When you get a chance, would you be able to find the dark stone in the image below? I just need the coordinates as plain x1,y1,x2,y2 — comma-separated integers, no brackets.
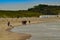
22,21,27,25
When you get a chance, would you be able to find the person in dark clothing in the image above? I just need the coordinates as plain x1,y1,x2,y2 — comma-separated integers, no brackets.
29,20,30,23
8,21,10,26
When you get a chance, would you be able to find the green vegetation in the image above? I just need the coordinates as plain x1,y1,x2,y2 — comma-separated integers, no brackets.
0,4,60,18
28,4,60,15
0,10,40,18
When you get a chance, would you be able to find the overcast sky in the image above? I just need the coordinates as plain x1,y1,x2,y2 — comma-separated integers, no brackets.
0,0,60,10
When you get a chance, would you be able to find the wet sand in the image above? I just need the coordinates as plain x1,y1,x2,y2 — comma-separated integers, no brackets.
11,22,60,40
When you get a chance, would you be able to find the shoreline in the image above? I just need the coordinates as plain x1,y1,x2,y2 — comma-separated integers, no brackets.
0,17,60,30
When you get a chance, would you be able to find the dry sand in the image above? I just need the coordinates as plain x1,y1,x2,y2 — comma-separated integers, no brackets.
0,30,31,40
0,17,60,40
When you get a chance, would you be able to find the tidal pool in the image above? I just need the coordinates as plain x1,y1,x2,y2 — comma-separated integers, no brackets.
11,22,60,40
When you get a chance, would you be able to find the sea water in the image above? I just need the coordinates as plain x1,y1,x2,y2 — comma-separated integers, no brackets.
11,22,60,40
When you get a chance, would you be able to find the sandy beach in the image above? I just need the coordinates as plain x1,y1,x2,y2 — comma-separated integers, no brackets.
0,17,60,40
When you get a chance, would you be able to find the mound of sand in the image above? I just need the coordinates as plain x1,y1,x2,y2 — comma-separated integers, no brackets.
0,30,31,40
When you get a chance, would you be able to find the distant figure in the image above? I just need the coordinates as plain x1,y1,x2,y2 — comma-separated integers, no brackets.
7,21,10,26
22,20,27,25
29,21,30,23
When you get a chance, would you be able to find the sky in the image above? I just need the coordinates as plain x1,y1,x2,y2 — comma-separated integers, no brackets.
0,0,60,10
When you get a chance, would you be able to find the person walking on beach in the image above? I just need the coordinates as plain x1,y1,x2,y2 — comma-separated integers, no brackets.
8,21,10,26
29,20,30,23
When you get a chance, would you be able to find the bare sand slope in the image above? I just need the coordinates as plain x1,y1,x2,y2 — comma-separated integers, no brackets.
0,18,32,40
0,24,31,40
0,30,31,40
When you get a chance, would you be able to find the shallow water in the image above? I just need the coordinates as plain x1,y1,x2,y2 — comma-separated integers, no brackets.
11,22,60,40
